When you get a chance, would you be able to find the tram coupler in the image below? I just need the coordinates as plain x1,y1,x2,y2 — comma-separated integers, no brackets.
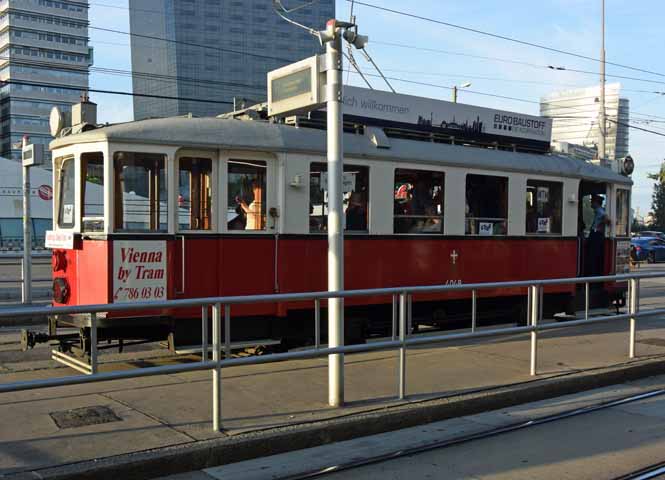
20,329,78,351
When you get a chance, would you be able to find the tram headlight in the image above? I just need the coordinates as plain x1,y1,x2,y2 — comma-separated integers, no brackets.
53,277,70,304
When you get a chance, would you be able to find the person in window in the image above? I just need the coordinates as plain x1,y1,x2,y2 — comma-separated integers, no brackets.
410,179,431,215
345,192,367,231
418,206,442,233
586,194,610,276
236,180,263,230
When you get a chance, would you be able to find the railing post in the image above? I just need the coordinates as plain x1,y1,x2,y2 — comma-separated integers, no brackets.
212,302,222,432
89,312,97,375
471,289,477,333
398,291,407,400
391,294,397,341
629,278,639,359
314,299,321,349
224,304,231,359
407,294,413,336
585,282,590,320
201,305,208,361
530,285,539,376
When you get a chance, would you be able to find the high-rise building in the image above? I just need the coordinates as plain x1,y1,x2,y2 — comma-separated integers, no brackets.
0,0,92,162
540,83,630,170
128,0,334,120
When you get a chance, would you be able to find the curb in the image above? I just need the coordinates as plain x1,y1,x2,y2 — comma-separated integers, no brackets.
7,356,665,480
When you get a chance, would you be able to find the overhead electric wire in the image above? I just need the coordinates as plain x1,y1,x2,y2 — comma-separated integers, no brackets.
348,1,665,79
1,79,236,106
89,26,298,65
370,40,665,89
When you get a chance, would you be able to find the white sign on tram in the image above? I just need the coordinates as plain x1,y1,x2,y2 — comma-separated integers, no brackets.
113,240,167,303
45,230,74,250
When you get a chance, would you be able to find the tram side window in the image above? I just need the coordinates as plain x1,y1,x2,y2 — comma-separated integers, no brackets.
465,174,508,235
227,160,266,231
57,156,75,228
394,169,444,234
616,189,630,237
179,158,212,230
526,180,562,235
113,152,168,232
309,163,369,233
81,152,104,232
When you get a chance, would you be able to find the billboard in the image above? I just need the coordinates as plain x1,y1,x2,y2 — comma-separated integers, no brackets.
341,86,552,143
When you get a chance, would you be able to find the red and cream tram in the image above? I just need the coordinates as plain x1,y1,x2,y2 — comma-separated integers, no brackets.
27,96,632,356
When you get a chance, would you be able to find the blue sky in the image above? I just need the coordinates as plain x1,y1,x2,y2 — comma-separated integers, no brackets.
88,0,665,215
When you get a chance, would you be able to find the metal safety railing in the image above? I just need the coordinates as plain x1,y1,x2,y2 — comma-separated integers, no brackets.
0,271,664,433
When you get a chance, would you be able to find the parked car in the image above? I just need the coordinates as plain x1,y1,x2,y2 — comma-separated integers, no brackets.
631,237,665,263
634,230,665,240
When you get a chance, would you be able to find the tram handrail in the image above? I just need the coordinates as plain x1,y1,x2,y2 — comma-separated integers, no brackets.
0,271,661,433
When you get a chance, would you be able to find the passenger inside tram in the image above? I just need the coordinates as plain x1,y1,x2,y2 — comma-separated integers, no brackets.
586,194,610,276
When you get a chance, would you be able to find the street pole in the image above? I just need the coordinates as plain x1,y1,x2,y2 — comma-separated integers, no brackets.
598,0,607,165
21,135,32,304
452,85,457,103
325,23,344,407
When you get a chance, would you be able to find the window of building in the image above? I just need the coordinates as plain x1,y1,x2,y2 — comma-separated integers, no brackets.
309,163,369,233
227,160,266,231
394,168,444,234
57,156,76,228
465,174,508,235
81,152,104,232
526,180,563,235
178,157,212,230
113,152,168,232
616,189,630,237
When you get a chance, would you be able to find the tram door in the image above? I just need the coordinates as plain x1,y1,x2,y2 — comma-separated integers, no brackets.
577,181,608,277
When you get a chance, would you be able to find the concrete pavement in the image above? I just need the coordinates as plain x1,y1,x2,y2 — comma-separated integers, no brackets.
2,314,665,479
186,374,665,480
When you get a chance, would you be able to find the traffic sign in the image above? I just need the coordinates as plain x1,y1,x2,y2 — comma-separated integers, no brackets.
38,184,53,201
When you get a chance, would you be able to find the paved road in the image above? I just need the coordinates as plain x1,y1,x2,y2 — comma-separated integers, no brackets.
165,375,665,480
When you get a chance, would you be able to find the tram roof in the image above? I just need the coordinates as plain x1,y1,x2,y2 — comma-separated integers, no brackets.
51,116,631,185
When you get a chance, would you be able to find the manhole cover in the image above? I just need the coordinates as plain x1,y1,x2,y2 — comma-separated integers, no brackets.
637,338,665,347
50,405,122,429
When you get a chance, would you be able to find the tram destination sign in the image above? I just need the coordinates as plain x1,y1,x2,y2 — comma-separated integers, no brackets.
341,86,553,143
268,55,325,117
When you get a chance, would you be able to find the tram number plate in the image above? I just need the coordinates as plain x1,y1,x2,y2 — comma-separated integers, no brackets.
113,240,167,303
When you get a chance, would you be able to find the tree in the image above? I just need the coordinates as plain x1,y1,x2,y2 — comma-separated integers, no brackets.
648,162,665,231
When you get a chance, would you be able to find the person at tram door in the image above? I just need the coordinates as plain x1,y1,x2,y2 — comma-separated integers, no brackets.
586,194,610,277
236,180,264,230
345,192,367,231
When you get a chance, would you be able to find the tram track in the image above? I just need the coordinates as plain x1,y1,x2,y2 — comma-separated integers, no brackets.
614,461,665,480
268,388,665,480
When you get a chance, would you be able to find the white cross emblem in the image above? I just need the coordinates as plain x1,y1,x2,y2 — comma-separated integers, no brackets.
450,250,459,265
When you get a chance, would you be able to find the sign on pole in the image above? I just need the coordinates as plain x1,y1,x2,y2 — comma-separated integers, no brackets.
268,55,326,117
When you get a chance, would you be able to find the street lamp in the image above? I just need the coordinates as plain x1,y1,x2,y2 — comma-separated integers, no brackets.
452,82,472,103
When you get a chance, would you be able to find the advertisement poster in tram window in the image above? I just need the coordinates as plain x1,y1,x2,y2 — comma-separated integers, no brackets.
113,240,167,303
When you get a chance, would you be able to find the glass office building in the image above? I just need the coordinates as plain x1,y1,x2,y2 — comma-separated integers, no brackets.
540,83,630,170
0,0,92,162
128,0,334,120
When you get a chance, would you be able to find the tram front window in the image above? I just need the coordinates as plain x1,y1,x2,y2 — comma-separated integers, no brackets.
179,157,212,230
465,174,508,235
56,156,76,229
113,152,168,232
81,152,104,232
616,189,630,237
